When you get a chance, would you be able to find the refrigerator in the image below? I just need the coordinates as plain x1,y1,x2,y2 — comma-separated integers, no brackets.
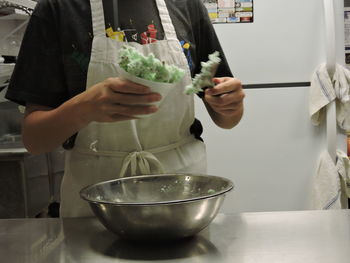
196,0,347,212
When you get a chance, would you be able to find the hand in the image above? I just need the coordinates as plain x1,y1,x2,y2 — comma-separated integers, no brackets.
204,77,245,117
75,77,161,123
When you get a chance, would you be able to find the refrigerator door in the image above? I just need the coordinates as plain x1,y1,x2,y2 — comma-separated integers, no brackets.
196,87,331,212
213,0,345,85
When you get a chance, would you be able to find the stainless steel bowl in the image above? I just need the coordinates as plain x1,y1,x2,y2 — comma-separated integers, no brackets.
80,174,234,241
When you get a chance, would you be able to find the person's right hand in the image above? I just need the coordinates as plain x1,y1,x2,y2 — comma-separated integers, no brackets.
75,77,162,123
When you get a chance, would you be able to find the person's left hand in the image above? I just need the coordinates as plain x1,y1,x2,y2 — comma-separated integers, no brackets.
204,77,245,117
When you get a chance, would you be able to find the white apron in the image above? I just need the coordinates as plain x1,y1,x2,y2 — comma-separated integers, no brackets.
60,0,207,217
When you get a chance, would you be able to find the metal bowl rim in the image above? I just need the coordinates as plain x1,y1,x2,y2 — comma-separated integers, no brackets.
79,173,234,206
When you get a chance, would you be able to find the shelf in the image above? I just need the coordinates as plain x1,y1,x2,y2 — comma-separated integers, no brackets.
0,41,21,56
0,13,29,20
0,63,15,86
5,0,36,10
0,83,8,92
0,77,10,86
0,49,19,56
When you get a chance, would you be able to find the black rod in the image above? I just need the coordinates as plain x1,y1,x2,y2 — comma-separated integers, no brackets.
242,82,311,89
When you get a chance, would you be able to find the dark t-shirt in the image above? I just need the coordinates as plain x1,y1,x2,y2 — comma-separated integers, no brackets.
5,0,233,107
102,0,166,43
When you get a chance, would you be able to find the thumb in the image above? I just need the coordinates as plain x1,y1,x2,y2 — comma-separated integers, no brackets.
213,78,223,85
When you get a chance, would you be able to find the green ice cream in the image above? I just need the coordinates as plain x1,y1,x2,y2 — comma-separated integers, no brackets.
185,51,221,95
118,45,185,84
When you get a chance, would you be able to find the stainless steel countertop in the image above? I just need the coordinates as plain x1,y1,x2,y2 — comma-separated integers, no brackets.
1,210,350,263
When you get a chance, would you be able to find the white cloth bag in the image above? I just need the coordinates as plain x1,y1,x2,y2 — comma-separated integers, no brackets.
117,66,180,118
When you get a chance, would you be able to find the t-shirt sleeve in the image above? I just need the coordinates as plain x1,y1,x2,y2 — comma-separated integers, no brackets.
193,0,233,78
5,1,68,108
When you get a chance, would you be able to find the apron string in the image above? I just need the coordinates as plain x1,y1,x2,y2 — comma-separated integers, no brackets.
74,135,195,157
118,151,164,177
74,135,195,176
155,0,178,41
90,0,107,37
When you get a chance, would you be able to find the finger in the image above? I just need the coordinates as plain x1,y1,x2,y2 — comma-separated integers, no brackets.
106,91,162,105
213,102,243,112
213,77,232,84
104,115,136,122
214,108,241,116
204,91,244,107
206,78,242,96
207,80,241,96
106,103,158,117
105,77,151,94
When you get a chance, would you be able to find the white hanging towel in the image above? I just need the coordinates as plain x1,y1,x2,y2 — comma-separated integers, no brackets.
336,150,350,203
309,150,350,210
310,63,350,130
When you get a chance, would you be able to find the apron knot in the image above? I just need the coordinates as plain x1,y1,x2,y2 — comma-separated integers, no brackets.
119,151,164,178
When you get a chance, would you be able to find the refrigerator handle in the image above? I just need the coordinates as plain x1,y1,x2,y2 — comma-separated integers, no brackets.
323,0,337,163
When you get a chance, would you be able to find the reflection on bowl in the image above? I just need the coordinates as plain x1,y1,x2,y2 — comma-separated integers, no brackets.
80,174,234,241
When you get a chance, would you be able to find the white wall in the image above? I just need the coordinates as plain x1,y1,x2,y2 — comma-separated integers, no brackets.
196,0,347,213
